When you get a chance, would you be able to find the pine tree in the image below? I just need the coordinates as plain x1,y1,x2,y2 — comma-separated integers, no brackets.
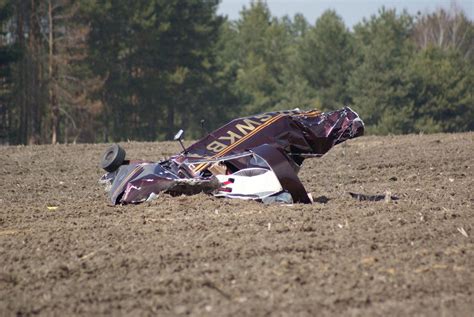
88,0,223,141
0,0,17,143
297,10,354,110
410,47,474,132
233,1,295,114
349,8,416,134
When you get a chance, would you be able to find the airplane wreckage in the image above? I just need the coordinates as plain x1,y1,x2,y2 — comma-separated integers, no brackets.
99,107,364,205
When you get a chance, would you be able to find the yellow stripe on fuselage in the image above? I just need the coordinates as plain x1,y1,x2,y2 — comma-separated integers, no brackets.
192,110,322,173
193,114,285,173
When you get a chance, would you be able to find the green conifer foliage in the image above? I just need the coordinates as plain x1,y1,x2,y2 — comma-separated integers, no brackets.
298,10,354,110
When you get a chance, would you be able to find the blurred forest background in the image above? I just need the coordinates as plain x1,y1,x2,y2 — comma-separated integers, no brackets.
0,0,472,144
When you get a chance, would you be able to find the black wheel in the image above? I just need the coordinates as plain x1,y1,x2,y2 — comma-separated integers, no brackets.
100,143,126,172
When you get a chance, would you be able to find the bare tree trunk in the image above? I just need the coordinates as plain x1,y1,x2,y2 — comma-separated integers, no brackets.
28,0,42,145
166,104,174,140
48,0,59,144
16,3,28,144
413,7,473,60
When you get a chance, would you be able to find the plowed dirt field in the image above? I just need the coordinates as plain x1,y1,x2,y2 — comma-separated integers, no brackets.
1,133,473,316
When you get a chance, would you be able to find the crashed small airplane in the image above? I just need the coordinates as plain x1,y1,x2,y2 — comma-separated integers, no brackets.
99,107,364,205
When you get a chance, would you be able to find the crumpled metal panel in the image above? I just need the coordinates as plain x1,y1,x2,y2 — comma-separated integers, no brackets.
102,107,364,205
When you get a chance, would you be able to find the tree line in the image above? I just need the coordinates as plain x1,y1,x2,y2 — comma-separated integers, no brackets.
0,0,472,144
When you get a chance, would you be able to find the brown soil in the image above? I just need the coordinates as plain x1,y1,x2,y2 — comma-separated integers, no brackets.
1,133,473,316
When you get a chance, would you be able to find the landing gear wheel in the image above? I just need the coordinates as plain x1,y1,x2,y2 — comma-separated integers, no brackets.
100,143,126,172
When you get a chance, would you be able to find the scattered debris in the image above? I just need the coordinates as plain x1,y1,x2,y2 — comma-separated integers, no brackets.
414,264,448,273
314,195,330,204
385,268,396,275
361,256,377,265
0,229,20,236
457,227,468,238
349,192,399,202
203,280,231,300
99,107,364,205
